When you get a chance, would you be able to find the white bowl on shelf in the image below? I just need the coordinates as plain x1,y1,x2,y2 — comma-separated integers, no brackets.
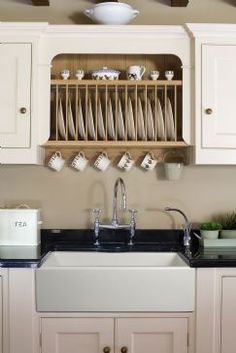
84,2,139,25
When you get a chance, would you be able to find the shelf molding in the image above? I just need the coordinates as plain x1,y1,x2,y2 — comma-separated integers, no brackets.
31,0,50,6
171,0,189,6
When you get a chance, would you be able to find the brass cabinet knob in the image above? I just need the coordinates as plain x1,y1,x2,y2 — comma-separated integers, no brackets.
120,347,128,353
103,347,111,353
205,108,213,115
20,107,27,114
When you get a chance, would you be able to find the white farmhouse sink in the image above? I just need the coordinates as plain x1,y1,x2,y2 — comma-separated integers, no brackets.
36,251,195,312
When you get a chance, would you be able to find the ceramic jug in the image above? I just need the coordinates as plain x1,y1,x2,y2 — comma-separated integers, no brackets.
127,65,146,80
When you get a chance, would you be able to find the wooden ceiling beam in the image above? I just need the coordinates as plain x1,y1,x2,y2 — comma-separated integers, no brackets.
31,0,50,6
171,0,189,7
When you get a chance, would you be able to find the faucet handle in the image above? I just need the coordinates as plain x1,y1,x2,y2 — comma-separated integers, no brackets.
128,208,137,219
128,209,137,246
92,208,102,220
92,208,102,246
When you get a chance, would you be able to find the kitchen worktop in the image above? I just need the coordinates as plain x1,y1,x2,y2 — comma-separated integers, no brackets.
1,229,236,268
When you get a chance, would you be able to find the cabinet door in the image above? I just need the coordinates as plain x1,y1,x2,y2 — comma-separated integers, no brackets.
0,276,2,353
221,276,236,353
202,45,236,148
41,318,114,353
0,43,31,148
116,318,188,353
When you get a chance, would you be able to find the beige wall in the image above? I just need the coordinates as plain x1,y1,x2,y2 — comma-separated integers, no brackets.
0,164,236,229
0,0,236,229
0,0,235,25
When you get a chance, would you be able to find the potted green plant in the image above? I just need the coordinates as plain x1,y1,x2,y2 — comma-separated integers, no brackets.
218,212,236,238
200,222,222,239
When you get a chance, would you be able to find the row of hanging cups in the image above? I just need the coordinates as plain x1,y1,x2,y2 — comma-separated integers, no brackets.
47,151,158,173
60,67,174,81
47,150,185,180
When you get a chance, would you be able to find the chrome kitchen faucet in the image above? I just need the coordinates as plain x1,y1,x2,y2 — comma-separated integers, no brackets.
92,177,137,246
164,207,192,252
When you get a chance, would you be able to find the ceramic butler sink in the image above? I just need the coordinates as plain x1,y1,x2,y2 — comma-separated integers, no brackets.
36,251,195,312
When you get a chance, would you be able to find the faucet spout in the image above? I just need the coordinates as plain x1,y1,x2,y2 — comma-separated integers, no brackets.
164,207,192,250
111,177,127,226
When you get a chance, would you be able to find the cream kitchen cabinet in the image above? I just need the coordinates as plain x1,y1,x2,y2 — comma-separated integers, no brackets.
0,23,48,164
187,24,236,164
41,318,114,353
40,316,190,353
0,274,2,353
0,43,31,149
196,268,236,353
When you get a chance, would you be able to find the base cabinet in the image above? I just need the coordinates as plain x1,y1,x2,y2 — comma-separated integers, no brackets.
196,268,236,353
0,275,2,353
41,317,189,353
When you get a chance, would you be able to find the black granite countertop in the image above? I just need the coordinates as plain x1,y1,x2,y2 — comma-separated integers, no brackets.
1,229,236,268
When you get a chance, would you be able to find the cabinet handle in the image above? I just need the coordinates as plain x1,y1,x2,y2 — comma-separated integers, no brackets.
120,347,128,353
205,108,213,115
20,107,27,114
103,347,111,353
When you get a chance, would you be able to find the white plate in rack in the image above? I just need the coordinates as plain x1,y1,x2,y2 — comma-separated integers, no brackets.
166,98,175,141
127,97,135,140
87,97,96,140
155,98,165,141
58,98,66,140
117,98,125,140
97,97,106,140
147,98,155,140
68,97,76,140
107,97,115,140
77,97,86,140
137,97,146,140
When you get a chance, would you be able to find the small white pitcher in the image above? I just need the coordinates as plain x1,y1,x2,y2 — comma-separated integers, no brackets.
127,65,146,80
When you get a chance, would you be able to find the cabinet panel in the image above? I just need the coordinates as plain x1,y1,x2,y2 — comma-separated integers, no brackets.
116,318,188,353
0,276,2,353
0,43,31,148
221,276,236,353
202,45,236,148
41,318,114,353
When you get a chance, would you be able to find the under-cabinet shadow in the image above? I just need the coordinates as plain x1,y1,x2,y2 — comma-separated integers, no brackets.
219,0,235,6
8,0,31,4
69,12,94,25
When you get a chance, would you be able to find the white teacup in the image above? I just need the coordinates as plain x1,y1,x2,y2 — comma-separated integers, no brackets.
60,69,70,80
165,70,174,81
71,152,88,172
94,152,111,171
75,69,84,80
127,65,146,80
150,70,160,80
117,152,135,172
140,152,157,172
164,163,183,180
48,151,65,172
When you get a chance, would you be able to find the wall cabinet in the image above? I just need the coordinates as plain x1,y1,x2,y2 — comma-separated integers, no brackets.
196,268,236,353
40,25,192,163
202,45,236,149
0,43,31,149
188,24,236,164
41,316,189,353
0,23,49,164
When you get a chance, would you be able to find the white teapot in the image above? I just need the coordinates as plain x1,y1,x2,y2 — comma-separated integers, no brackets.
84,2,139,25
